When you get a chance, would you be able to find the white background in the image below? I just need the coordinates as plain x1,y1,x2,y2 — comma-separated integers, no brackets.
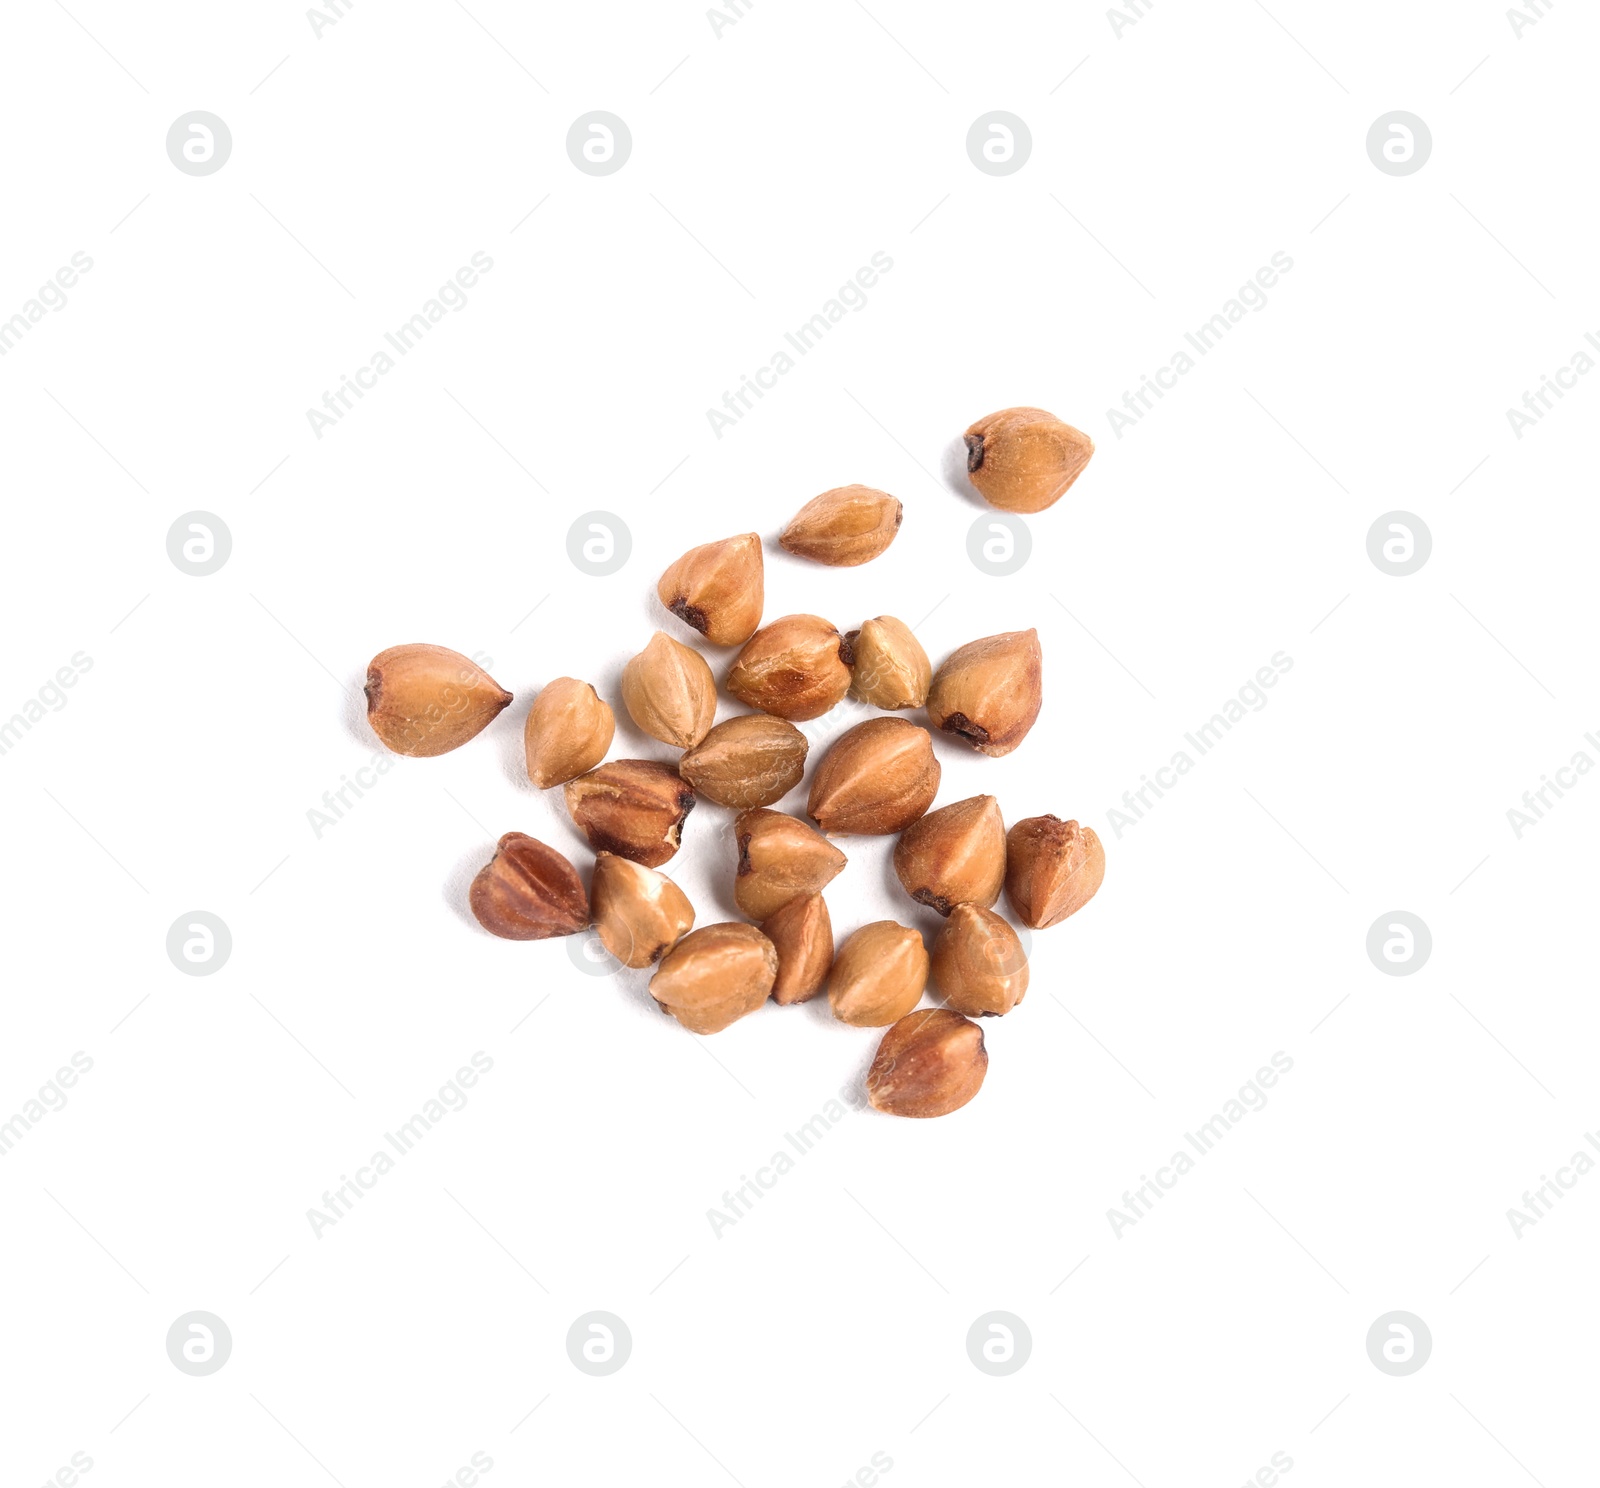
2,0,1597,1484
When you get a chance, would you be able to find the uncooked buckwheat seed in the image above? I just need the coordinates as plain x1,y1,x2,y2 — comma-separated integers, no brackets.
374,402,1103,1117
